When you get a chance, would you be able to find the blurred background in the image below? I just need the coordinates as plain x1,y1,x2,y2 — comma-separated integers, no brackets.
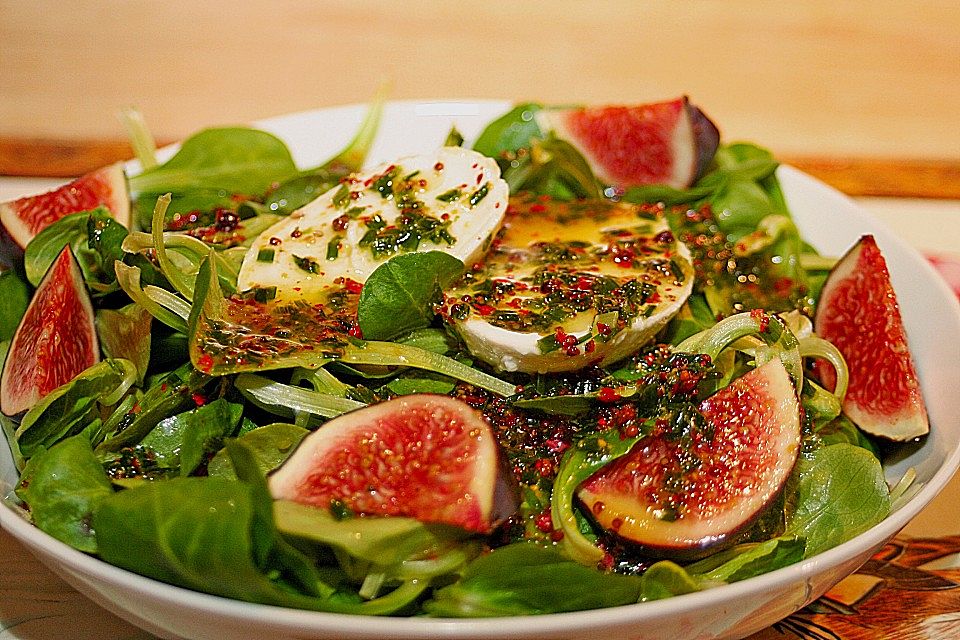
1,1,959,160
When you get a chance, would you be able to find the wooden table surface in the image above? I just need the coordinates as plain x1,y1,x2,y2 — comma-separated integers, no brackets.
2,1,960,157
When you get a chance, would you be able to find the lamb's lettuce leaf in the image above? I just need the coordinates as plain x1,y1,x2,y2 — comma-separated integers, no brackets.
0,270,29,341
357,251,464,341
786,444,891,557
207,422,308,480
95,304,153,384
424,543,643,616
16,434,113,552
23,208,127,293
16,359,137,458
139,398,244,475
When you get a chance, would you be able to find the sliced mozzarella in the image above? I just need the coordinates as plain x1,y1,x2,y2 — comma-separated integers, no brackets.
443,198,694,373
237,147,509,302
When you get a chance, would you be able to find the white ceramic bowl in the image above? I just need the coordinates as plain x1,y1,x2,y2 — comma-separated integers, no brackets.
2,100,960,640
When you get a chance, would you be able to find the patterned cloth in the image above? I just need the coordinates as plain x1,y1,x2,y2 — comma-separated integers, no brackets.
927,253,960,300
749,536,960,640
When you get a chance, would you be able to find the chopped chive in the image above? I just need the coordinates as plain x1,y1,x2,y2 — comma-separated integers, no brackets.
253,286,277,303
372,166,399,199
468,182,491,207
292,255,321,274
256,248,275,262
332,184,350,208
436,188,463,202
326,237,341,261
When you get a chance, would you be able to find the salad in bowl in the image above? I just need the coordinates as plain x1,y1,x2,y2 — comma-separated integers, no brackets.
0,97,956,640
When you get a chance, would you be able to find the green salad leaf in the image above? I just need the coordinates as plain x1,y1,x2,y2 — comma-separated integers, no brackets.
207,422,308,479
95,304,153,384
16,359,138,458
472,103,543,159
129,127,298,197
424,543,643,616
0,269,29,341
139,398,244,475
23,207,128,292
16,434,113,552
358,251,464,341
786,444,891,557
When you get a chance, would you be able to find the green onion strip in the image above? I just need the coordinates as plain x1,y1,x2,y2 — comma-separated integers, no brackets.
235,373,365,419
342,341,516,397
114,262,189,333
798,335,849,401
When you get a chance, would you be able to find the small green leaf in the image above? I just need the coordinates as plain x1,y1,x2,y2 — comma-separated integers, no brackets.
139,398,244,475
96,304,153,384
786,444,891,557
0,269,29,341
391,328,455,355
638,561,700,601
16,359,138,457
17,434,113,552
685,536,806,583
275,500,469,569
128,127,298,196
512,394,594,416
473,103,543,159
385,372,456,396
208,423,308,480
358,251,465,341
424,543,642,616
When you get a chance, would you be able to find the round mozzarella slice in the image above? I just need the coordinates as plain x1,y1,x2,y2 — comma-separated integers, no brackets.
237,147,509,301
444,198,694,373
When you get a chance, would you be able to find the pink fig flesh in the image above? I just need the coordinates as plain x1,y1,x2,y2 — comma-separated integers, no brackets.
537,97,720,191
0,163,129,267
578,358,801,558
814,234,929,441
1,246,99,416
269,394,518,533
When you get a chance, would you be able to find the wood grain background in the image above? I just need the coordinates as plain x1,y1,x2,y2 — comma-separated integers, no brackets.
1,1,958,196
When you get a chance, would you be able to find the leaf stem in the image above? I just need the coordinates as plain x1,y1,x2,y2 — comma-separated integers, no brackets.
150,195,196,300
342,341,516,397
236,374,366,419
119,107,158,170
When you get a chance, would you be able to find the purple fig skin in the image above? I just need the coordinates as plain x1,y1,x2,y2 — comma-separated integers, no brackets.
686,101,721,184
584,488,781,562
492,450,522,527
0,222,24,271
